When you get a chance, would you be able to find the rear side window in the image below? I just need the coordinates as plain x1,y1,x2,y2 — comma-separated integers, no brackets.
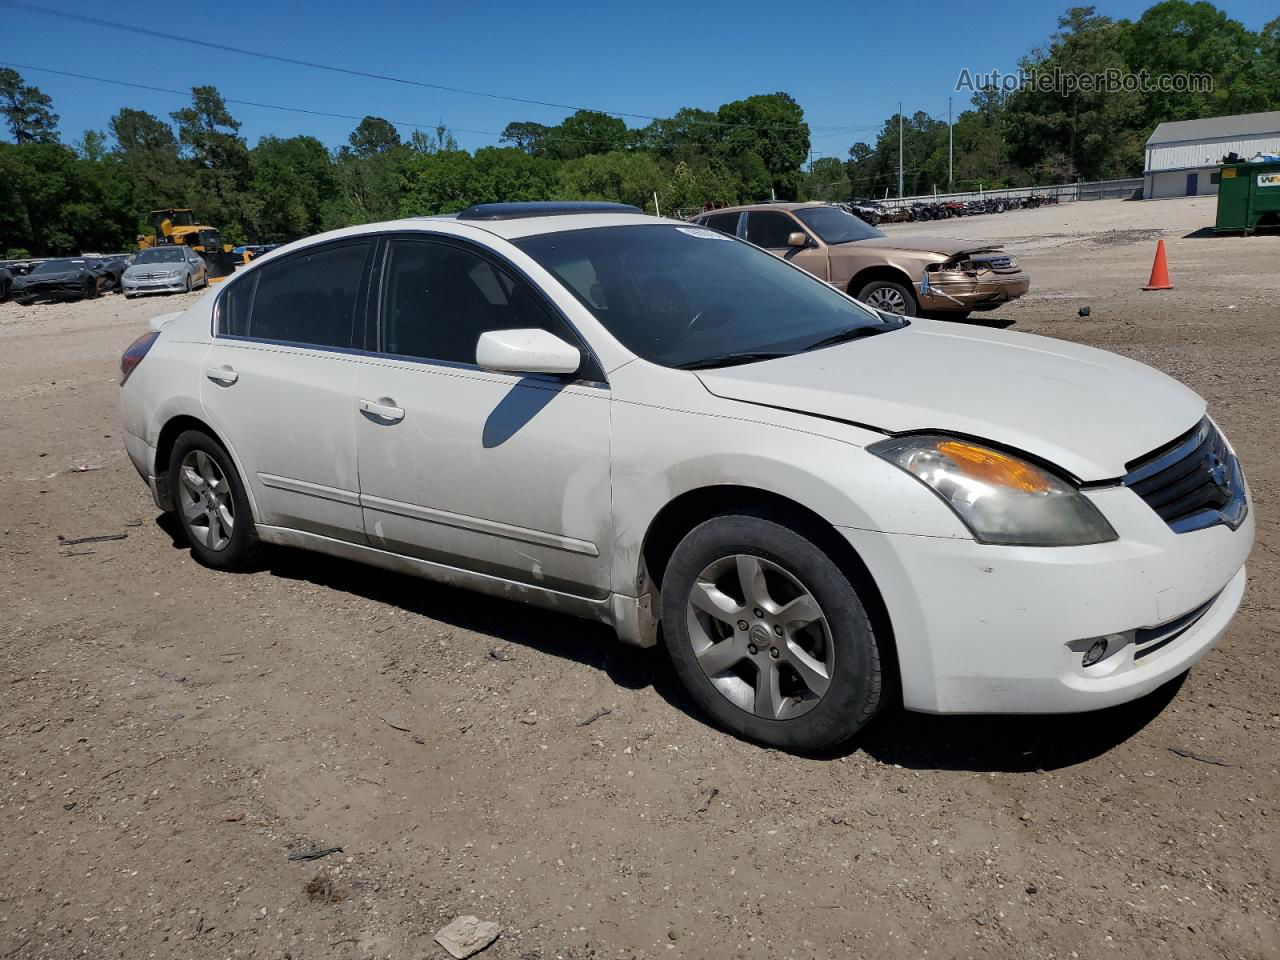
700,212,740,236
745,211,800,248
221,242,370,348
379,239,573,366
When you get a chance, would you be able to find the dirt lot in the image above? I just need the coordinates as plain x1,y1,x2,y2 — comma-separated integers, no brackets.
1,197,1277,960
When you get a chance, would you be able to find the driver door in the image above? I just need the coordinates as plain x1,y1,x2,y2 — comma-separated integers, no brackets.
354,236,613,598
744,210,829,282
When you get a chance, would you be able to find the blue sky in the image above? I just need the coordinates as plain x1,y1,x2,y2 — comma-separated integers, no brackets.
2,0,1275,159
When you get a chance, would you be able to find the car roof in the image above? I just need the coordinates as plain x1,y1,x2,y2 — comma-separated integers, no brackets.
247,212,684,258
695,202,828,216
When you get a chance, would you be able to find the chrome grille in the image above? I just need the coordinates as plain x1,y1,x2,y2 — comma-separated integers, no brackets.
1123,419,1247,534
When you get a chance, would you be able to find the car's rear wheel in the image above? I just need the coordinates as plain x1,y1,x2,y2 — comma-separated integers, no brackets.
168,430,258,571
661,511,884,752
856,279,917,316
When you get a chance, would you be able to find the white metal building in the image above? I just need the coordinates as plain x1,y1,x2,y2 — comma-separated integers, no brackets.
1143,110,1280,199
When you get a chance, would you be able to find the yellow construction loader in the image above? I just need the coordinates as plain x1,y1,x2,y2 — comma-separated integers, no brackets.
137,209,243,278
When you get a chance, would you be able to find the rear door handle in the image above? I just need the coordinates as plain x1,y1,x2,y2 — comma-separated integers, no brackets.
359,397,405,423
206,365,238,386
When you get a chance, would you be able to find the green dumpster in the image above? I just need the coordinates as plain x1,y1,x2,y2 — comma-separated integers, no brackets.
1215,160,1280,233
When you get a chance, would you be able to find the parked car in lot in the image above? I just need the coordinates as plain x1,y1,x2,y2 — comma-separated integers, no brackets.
693,201,1029,317
10,257,120,303
119,201,1252,752
123,246,209,297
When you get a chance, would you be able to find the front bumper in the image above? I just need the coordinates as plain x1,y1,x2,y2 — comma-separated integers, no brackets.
842,483,1254,714
123,277,187,295
919,273,1030,312
11,280,90,300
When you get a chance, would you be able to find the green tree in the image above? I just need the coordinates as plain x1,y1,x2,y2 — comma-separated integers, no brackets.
472,147,558,202
556,151,665,209
1124,1,1263,123
499,121,550,155
171,86,254,241
0,142,132,254
0,69,59,144
250,135,334,240
110,108,189,230
716,93,810,199
799,157,851,202
400,150,488,215
1003,7,1145,180
349,116,401,156
544,110,630,161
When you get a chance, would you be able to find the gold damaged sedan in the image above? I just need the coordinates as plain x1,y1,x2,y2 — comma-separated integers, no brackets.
694,202,1029,318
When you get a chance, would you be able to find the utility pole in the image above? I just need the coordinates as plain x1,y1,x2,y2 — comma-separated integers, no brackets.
897,101,904,198
948,96,954,191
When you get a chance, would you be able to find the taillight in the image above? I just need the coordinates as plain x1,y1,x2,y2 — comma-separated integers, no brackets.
120,330,160,385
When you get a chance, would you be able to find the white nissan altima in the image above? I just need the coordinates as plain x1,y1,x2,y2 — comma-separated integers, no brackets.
118,201,1253,751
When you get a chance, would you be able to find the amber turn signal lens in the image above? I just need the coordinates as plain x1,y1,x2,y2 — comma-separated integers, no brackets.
936,440,1052,493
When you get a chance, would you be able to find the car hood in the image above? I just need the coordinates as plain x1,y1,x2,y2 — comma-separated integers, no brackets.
850,236,1001,257
695,319,1204,481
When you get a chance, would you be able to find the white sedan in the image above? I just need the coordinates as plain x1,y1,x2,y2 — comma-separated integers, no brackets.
117,202,1253,751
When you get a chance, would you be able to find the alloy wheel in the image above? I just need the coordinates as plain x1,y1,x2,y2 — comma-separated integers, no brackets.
685,554,834,720
178,450,235,551
864,286,907,314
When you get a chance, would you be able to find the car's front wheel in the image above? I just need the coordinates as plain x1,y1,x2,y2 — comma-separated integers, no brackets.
856,279,917,316
167,430,259,570
661,511,885,752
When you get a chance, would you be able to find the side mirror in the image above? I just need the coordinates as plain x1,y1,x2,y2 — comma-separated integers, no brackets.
476,328,581,376
787,231,810,247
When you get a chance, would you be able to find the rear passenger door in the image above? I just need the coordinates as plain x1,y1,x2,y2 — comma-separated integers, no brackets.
353,235,613,597
201,239,373,542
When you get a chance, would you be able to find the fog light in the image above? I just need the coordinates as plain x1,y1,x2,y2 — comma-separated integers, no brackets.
1081,639,1108,667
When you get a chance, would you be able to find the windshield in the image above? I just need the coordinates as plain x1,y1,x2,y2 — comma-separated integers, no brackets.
136,248,186,263
32,259,85,274
514,224,900,368
794,206,885,244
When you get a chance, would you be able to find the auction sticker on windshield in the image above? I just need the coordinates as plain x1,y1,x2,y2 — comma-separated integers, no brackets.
676,226,733,240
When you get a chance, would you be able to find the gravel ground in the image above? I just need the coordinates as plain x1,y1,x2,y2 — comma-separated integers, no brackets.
1,197,1277,960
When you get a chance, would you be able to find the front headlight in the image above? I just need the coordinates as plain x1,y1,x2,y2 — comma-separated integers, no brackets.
868,435,1117,546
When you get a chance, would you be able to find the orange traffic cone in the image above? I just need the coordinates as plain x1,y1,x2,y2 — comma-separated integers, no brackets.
1143,239,1172,290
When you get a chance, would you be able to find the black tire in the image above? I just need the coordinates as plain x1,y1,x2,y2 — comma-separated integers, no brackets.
84,278,98,300
167,429,259,571
661,511,884,752
184,274,192,294
0,279,9,302
855,279,918,317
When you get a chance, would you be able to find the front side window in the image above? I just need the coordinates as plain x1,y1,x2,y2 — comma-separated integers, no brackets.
378,239,571,366
744,211,802,248
219,241,370,348
515,224,899,369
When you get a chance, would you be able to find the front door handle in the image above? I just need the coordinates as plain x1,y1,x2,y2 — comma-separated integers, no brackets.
206,365,238,386
359,397,405,423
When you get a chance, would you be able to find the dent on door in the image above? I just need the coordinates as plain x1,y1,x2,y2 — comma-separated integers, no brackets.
354,362,613,597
